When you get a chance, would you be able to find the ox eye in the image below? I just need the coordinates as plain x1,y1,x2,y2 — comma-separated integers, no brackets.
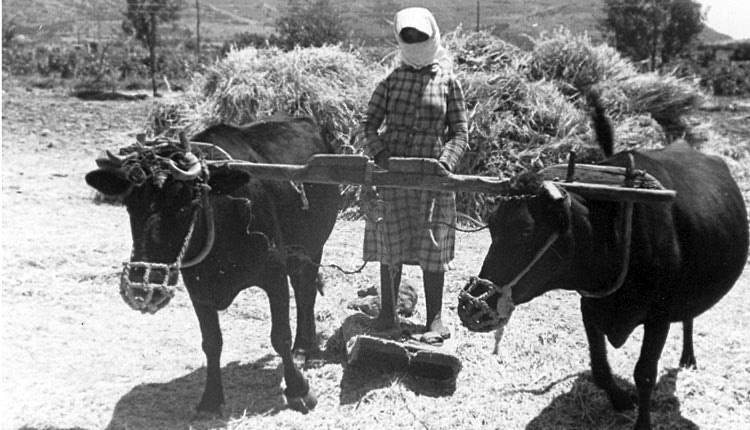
515,224,534,244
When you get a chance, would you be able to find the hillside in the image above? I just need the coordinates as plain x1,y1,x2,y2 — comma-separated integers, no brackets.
2,0,731,46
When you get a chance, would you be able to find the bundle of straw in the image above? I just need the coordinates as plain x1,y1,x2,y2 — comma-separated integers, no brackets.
528,27,637,97
617,72,704,138
445,26,525,73
149,45,383,149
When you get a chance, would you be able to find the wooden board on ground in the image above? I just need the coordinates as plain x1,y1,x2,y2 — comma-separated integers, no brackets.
341,313,462,381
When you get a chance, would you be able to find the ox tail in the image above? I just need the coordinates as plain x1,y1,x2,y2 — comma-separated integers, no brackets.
588,90,614,157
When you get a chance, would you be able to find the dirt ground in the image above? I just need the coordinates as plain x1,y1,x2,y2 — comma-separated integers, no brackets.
2,78,749,430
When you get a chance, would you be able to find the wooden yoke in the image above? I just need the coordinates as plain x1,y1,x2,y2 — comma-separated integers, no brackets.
215,155,513,194
210,154,676,204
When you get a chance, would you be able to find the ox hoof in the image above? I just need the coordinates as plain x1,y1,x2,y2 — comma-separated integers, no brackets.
609,389,637,412
679,354,697,369
286,390,318,414
190,407,223,422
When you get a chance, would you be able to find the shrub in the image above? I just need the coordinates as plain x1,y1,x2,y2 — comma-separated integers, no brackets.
220,32,282,56
665,58,750,97
704,62,750,96
275,0,349,50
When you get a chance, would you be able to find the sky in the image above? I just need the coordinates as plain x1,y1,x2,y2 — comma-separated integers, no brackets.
699,0,750,39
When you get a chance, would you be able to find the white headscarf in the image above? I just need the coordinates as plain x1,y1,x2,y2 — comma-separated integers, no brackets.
394,7,452,70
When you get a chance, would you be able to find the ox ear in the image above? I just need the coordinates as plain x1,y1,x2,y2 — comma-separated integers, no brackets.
85,169,131,196
208,165,251,195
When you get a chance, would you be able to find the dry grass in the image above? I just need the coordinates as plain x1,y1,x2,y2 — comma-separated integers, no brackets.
147,46,383,151
145,34,720,220
2,79,750,430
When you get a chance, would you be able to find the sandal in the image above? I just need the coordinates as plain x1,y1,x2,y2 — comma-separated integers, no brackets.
419,330,445,346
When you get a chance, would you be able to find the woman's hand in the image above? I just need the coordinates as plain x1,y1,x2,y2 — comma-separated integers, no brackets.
374,149,391,169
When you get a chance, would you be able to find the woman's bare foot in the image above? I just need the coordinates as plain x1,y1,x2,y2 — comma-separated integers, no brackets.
419,314,451,346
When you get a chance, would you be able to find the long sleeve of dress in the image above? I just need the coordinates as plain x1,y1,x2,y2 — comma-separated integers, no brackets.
438,77,468,172
361,79,388,158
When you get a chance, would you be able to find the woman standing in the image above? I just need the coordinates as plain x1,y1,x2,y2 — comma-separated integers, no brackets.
359,7,468,344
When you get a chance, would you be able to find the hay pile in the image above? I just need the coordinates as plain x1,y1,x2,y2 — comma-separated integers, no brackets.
148,30,706,218
446,28,704,217
148,46,384,149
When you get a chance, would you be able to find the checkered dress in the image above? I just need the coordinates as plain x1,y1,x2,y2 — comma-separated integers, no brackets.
360,63,468,272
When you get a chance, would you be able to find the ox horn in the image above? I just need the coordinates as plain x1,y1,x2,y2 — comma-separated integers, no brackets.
179,131,191,153
105,149,138,167
166,152,202,181
542,181,565,201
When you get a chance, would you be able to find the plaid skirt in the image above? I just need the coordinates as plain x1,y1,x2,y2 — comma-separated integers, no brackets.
363,187,456,272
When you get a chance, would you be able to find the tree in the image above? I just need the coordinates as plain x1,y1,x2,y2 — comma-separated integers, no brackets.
275,0,349,50
601,0,704,71
122,0,184,96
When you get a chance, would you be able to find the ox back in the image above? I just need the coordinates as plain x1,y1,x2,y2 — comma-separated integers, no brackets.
591,142,748,333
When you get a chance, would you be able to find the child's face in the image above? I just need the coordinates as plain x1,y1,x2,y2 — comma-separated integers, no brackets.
400,27,430,44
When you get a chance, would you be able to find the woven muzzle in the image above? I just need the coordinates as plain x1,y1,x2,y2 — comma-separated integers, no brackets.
120,261,178,314
457,276,515,332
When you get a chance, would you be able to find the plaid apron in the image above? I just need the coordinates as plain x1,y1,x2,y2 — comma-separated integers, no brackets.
359,64,468,272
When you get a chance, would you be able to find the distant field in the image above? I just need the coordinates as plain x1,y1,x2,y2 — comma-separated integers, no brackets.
2,0,605,46
4,0,731,47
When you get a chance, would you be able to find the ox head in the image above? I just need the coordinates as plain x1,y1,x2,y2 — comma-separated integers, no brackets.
458,171,574,333
85,136,250,313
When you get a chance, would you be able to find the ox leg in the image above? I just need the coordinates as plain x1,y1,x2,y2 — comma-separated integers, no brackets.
583,317,636,411
289,251,322,360
679,319,697,368
265,261,317,413
192,303,224,419
632,318,670,430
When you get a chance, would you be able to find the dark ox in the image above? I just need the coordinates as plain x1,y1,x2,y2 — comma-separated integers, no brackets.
85,117,340,416
458,105,748,429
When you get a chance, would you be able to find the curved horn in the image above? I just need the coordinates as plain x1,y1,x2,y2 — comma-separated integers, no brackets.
189,141,234,161
166,153,202,181
179,131,191,153
542,181,565,201
181,197,215,268
105,150,138,167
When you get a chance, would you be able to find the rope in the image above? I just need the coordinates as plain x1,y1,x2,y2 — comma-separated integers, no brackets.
289,181,310,210
283,243,371,275
120,182,210,313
